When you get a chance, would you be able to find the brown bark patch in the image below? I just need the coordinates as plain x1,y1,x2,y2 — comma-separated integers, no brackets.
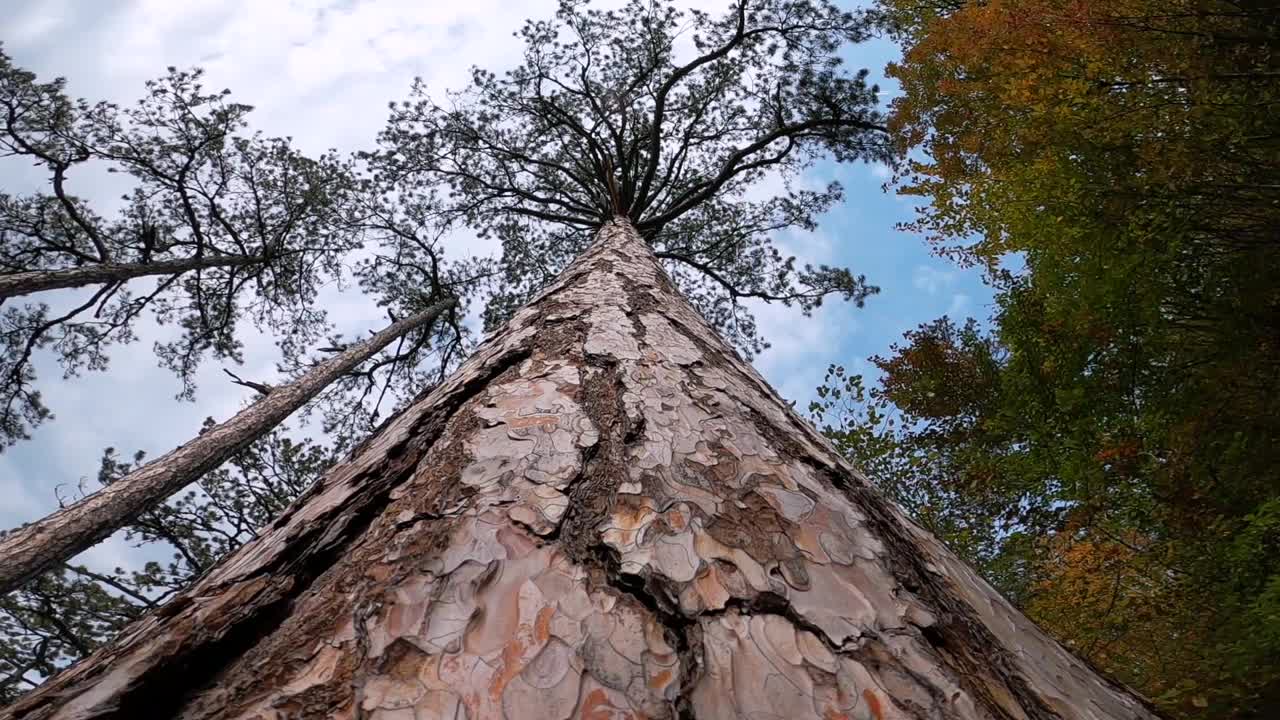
702,491,797,564
558,362,631,562
647,668,673,690
578,687,622,720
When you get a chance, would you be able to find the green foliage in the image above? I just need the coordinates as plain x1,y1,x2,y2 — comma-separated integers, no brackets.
824,1,1280,713
819,311,1280,715
0,47,360,448
369,0,889,356
808,358,1009,589
0,567,137,704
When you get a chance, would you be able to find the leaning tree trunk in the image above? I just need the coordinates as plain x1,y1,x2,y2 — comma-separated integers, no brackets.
2,219,1157,720
0,298,455,596
0,254,266,300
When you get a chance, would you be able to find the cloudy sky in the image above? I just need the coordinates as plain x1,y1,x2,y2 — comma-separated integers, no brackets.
0,0,990,573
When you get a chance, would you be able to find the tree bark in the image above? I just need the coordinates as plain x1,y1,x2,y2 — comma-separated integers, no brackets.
0,255,265,300
1,220,1157,720
0,298,456,596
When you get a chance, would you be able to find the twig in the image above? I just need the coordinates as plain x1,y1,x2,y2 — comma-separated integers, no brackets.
222,368,274,396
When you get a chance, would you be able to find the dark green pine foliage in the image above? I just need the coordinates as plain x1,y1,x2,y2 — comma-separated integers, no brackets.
367,0,890,357
1,49,358,449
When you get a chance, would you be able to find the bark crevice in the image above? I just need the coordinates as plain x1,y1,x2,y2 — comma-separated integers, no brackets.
556,356,632,558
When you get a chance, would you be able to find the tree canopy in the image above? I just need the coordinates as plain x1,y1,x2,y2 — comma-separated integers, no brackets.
370,0,890,354
822,1,1280,716
0,51,360,447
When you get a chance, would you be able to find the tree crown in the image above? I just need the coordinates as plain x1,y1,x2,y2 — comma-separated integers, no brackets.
371,0,890,354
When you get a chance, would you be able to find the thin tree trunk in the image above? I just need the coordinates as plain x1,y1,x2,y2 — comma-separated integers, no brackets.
2,220,1157,719
0,298,456,596
0,255,265,300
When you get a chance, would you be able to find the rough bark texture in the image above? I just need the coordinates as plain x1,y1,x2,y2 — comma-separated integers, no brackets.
2,220,1157,719
0,255,265,300
0,299,456,595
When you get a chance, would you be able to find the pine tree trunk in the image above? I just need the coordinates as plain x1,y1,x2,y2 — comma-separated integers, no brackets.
0,255,265,300
2,220,1158,720
0,298,456,596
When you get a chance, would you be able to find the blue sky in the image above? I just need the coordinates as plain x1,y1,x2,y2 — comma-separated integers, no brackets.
0,0,991,573
747,29,995,404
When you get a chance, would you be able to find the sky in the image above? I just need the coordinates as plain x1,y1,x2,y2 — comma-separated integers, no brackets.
0,0,991,574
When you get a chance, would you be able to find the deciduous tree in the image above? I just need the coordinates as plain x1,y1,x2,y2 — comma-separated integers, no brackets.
874,0,1280,714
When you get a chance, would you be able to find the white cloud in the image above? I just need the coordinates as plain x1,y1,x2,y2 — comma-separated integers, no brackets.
741,207,879,409
946,292,971,318
912,264,954,295
4,1,73,49
751,294,859,409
